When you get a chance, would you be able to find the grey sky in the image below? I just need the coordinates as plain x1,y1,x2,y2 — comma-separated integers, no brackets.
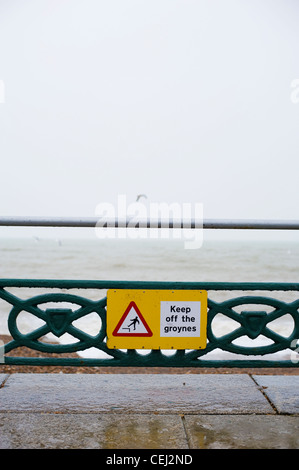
0,0,298,239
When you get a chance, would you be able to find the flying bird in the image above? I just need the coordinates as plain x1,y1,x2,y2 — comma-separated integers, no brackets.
136,194,147,202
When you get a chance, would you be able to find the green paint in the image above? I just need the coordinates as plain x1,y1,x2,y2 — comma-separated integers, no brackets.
1,280,298,368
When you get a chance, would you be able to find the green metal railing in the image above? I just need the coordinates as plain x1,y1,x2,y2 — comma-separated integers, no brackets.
1,279,299,368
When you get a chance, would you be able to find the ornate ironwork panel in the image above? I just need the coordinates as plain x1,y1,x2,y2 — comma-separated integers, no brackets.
0,280,298,368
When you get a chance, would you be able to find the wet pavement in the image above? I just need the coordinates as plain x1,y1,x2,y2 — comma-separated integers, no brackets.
0,373,298,449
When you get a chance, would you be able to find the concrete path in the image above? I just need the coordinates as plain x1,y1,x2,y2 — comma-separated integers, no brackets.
0,373,298,449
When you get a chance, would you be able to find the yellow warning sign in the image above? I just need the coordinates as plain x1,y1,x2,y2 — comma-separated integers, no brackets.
106,289,208,350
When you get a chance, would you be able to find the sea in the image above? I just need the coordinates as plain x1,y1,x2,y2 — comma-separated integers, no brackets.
0,232,299,362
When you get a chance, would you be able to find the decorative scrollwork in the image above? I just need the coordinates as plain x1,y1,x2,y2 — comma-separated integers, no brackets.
7,292,107,354
189,296,299,357
205,296,299,356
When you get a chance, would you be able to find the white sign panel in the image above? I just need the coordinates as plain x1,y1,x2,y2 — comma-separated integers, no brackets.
160,301,201,337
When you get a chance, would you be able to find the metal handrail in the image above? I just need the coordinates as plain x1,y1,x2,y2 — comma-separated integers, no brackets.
0,279,299,291
0,216,299,230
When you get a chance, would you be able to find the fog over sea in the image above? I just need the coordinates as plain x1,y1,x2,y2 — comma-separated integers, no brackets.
1,233,298,362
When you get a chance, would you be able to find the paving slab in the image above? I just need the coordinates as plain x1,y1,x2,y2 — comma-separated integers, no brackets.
253,375,299,415
184,415,299,449
0,373,273,414
0,413,188,449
